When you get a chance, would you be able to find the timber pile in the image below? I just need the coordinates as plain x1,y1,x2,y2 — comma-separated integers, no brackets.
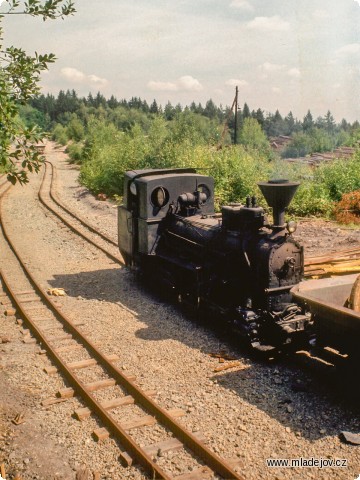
304,246,360,277
284,146,358,166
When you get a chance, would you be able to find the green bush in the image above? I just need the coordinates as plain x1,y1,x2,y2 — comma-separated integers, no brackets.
66,115,85,142
65,142,83,164
52,123,68,146
315,153,360,201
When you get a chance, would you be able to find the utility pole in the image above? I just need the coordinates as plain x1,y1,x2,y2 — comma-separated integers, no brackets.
234,86,238,145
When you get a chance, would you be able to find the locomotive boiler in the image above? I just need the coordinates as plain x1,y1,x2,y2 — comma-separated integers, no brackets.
118,168,311,351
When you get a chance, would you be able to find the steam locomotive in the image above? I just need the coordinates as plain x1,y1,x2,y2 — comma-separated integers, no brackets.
118,168,312,352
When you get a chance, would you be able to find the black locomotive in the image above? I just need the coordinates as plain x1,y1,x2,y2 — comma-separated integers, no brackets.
118,168,312,351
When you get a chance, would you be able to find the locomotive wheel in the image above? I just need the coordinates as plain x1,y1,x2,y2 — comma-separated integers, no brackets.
348,274,360,311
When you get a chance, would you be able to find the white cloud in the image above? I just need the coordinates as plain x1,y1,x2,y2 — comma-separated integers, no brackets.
225,78,249,87
230,0,254,12
88,75,108,87
335,43,360,55
61,67,86,82
147,81,178,91
178,75,203,91
287,68,301,78
355,0,360,6
61,67,108,86
247,15,290,32
147,75,203,92
258,62,285,73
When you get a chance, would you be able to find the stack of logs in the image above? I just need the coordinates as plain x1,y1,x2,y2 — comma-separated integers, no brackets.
304,246,360,278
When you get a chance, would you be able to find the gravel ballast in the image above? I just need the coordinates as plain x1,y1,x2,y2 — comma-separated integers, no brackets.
0,142,359,480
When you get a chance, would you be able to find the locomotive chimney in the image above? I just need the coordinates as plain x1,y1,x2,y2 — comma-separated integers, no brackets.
257,179,300,228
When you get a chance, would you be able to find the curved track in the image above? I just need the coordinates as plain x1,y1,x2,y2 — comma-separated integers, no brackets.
0,174,244,480
38,162,123,265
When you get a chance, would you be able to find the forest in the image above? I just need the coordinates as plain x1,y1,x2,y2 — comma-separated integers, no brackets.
18,89,360,221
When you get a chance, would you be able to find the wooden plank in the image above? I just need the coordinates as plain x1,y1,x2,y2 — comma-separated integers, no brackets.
19,297,40,303
41,325,66,332
42,397,69,407
93,427,109,441
58,375,136,398
121,415,156,431
86,378,116,392
57,387,76,398
106,353,120,362
143,437,184,457
167,408,185,418
119,451,133,467
75,396,134,421
102,395,134,410
143,432,206,457
74,407,92,421
174,466,213,480
0,464,6,479
67,358,97,370
67,354,119,370
213,361,242,372
48,333,73,342
74,390,157,420
55,344,83,353
23,336,37,344
44,366,57,375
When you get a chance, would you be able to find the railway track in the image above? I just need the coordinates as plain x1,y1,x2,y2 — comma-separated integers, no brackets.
0,174,244,479
39,161,124,265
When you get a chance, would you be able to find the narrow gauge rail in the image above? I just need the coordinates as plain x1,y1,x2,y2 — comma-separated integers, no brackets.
0,181,244,479
46,161,118,248
39,161,124,265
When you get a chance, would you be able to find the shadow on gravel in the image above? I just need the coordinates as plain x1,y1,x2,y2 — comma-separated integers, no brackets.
49,267,360,441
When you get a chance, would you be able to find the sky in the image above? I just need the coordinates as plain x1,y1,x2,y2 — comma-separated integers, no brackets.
2,0,360,122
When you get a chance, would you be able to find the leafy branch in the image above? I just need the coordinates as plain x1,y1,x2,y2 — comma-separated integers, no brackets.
0,1,75,184
0,0,75,20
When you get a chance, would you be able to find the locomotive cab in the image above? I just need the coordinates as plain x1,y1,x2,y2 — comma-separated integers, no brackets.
118,169,214,266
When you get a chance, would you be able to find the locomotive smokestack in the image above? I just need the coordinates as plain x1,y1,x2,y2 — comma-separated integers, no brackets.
257,179,300,228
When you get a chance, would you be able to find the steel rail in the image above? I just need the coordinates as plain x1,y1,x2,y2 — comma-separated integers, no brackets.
0,180,244,479
38,163,124,265
46,161,118,248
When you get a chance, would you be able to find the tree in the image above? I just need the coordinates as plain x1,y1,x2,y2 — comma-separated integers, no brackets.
203,99,217,119
253,108,265,127
284,111,295,135
302,110,314,132
0,0,75,184
324,110,336,134
149,99,159,114
164,101,175,120
239,117,270,153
